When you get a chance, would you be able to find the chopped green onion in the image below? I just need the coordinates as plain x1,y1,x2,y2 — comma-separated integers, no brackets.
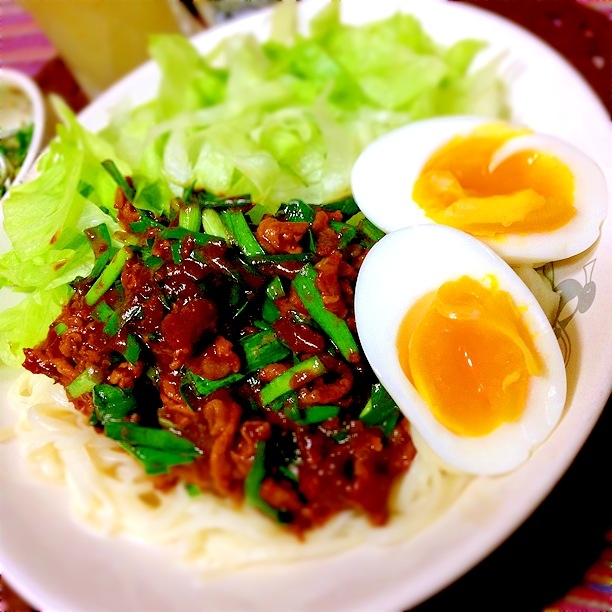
170,241,182,264
195,192,252,210
84,224,114,278
291,264,359,362
284,403,339,425
118,442,198,475
260,355,326,406
266,276,285,300
179,202,202,232
278,199,315,223
359,382,400,437
358,218,385,245
103,311,121,335
143,254,164,269
183,182,196,203
279,465,299,483
129,216,164,233
105,418,200,475
220,209,265,257
159,226,219,246
261,298,280,323
92,384,137,424
159,227,191,240
246,253,312,266
240,329,291,372
185,370,245,397
201,208,230,241
85,247,131,306
101,159,135,201
244,441,281,521
54,322,68,336
103,304,142,336
124,334,141,364
104,421,198,454
78,181,94,199
66,366,99,398
93,301,114,322
299,405,340,425
321,196,360,220
330,220,357,249
185,482,202,497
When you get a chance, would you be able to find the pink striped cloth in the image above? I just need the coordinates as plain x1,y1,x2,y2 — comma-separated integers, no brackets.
0,0,56,76
578,0,612,17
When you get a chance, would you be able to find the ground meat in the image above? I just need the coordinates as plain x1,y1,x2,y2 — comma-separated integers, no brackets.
23,191,416,535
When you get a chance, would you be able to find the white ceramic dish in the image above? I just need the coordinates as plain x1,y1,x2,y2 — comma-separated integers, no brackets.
0,67,46,198
0,1,611,610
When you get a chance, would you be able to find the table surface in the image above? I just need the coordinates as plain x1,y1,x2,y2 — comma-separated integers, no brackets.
1,1,611,611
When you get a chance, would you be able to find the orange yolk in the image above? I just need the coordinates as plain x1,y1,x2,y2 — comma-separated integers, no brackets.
412,123,576,236
397,275,544,437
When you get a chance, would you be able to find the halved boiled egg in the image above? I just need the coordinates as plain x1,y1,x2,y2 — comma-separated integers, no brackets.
351,116,608,265
354,224,567,475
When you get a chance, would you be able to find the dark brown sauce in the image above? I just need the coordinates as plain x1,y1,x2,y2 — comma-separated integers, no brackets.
23,191,415,535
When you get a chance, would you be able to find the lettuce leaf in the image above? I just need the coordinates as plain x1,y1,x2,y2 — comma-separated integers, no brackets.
0,286,72,367
0,2,508,366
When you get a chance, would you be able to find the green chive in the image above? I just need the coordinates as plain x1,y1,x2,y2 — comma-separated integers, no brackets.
358,218,385,245
185,482,202,497
244,441,280,521
201,208,229,241
104,421,198,454
240,329,291,373
124,334,141,364
179,202,201,232
279,199,315,223
260,356,326,406
266,276,285,300
54,322,68,336
359,382,401,437
93,384,136,424
101,159,135,201
185,370,245,397
321,196,360,219
220,209,265,257
85,247,131,306
119,442,198,475
330,220,357,249
93,301,114,322
66,367,99,398
291,264,359,362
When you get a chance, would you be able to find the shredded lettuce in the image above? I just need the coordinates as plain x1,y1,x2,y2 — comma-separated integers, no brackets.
0,2,508,366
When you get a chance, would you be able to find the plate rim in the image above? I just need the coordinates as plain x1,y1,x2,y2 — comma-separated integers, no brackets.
1,1,611,610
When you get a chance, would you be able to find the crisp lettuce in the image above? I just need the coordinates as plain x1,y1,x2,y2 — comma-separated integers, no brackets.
0,2,508,365
0,286,72,367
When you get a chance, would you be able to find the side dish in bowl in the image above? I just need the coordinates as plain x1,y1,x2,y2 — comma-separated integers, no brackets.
0,68,46,201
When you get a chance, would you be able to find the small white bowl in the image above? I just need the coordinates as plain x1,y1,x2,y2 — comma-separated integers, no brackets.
0,68,46,198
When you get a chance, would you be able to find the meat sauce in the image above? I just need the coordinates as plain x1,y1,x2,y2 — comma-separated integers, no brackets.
23,185,416,536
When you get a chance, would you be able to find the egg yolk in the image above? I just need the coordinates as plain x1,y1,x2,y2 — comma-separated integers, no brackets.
412,123,576,236
397,275,544,437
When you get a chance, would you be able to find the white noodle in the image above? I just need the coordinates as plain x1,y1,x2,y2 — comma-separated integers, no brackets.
9,371,472,574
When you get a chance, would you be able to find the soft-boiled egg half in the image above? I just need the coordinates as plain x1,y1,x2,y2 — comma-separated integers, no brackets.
354,224,567,475
351,116,608,266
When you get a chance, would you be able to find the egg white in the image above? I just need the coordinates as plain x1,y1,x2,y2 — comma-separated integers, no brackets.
354,224,567,475
351,115,608,266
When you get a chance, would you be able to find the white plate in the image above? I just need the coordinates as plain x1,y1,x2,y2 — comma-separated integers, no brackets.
1,1,611,610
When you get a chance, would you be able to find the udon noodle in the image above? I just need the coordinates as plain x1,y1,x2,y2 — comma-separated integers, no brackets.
10,371,471,573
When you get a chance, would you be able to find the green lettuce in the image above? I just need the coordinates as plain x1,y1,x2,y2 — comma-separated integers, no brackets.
0,2,508,366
